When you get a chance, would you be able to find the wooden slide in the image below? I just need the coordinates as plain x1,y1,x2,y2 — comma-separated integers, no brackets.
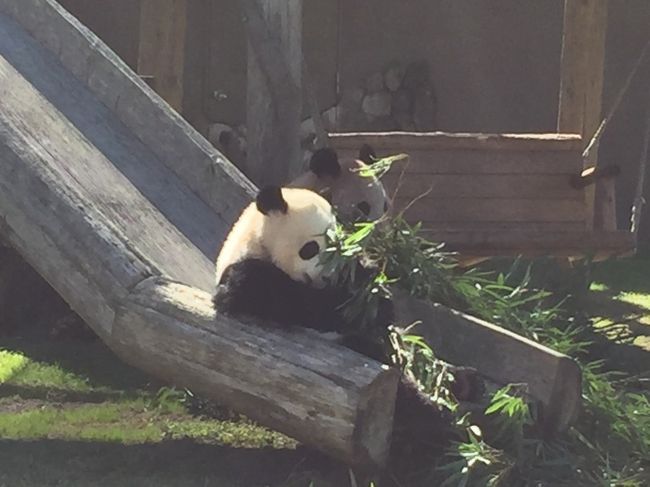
0,0,581,469
0,0,398,468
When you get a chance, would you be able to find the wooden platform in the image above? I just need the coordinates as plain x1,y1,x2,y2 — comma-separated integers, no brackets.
331,132,635,261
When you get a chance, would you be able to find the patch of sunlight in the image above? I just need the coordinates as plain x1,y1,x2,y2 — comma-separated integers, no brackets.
0,350,92,392
590,282,610,292
0,350,28,383
617,292,650,314
0,400,163,443
163,418,296,449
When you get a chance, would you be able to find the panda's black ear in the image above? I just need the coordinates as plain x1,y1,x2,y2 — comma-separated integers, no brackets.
256,186,288,215
358,144,377,165
310,148,341,179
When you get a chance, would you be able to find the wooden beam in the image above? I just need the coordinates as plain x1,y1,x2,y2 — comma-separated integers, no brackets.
557,0,611,231
393,292,582,433
243,0,302,186
114,278,399,468
137,0,188,113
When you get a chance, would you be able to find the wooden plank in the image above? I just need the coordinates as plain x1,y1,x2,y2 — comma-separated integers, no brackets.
113,278,399,468
244,0,302,185
416,229,635,258
413,221,587,233
0,17,217,290
382,174,582,200
393,291,582,432
337,148,583,176
0,0,256,228
137,0,188,113
330,131,584,152
557,0,609,230
392,198,586,223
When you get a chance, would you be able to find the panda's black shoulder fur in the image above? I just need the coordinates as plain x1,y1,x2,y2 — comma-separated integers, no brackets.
213,258,348,334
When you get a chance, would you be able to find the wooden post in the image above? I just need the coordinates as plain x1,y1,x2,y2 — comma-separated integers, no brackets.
137,0,188,114
244,0,302,186
557,0,612,231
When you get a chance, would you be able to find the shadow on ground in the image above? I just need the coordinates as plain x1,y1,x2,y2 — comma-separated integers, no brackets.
0,439,348,487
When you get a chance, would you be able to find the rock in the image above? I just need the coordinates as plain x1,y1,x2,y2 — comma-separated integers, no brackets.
413,87,437,131
300,117,316,139
368,116,400,131
207,123,234,147
362,91,392,118
392,89,412,117
339,87,364,112
365,72,385,93
384,64,404,92
402,61,430,92
322,105,338,130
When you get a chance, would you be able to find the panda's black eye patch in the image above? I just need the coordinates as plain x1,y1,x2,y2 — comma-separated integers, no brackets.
357,201,371,216
299,241,320,260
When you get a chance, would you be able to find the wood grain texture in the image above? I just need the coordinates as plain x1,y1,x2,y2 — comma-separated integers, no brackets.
0,15,216,290
392,291,582,432
113,278,399,468
137,0,188,113
382,174,582,200
244,0,303,185
336,149,583,176
0,0,256,228
417,229,635,258
392,198,586,224
331,132,583,152
557,0,609,231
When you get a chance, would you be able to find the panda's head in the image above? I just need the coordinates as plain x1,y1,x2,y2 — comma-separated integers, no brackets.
289,145,389,223
215,186,336,288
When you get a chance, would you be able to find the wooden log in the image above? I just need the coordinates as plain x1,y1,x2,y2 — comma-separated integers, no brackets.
0,0,256,226
243,0,302,185
392,292,582,432
136,0,188,113
113,277,399,468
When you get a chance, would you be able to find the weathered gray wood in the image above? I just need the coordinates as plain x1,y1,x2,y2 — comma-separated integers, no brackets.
136,0,188,113
393,198,586,224
331,131,583,152
383,174,582,200
0,0,256,225
0,14,215,291
244,0,303,185
113,277,399,468
392,292,582,432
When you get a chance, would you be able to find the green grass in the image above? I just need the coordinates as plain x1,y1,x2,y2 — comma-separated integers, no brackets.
0,350,93,392
0,339,321,487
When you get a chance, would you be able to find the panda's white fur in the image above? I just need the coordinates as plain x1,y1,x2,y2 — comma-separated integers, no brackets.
215,187,335,288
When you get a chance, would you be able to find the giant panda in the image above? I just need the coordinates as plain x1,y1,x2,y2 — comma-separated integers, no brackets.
213,185,453,468
288,145,389,223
